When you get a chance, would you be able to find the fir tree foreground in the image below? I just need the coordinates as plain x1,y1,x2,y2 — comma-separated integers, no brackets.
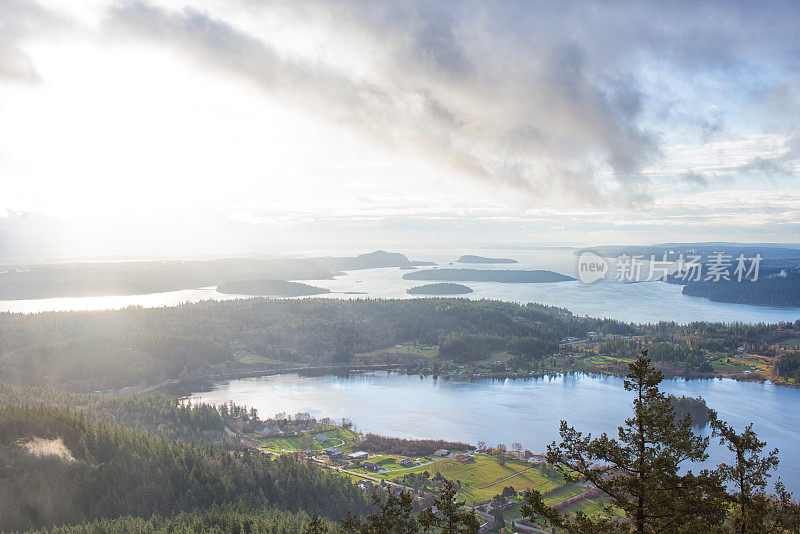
521,350,800,533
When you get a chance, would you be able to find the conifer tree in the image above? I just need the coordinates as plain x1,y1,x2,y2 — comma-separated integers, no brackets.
418,479,480,534
340,490,418,534
522,350,727,533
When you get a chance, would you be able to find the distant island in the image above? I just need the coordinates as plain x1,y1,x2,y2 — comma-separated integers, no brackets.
216,279,331,297
403,269,574,283
665,264,800,307
0,250,433,301
457,255,517,264
328,250,435,270
407,283,473,295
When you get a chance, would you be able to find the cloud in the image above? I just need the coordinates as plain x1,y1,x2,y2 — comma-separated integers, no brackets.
0,0,66,83
3,0,799,236
105,0,672,205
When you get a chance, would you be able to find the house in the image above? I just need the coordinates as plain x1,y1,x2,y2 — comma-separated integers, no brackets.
348,451,369,460
399,458,414,467
434,449,449,457
455,454,475,463
363,461,380,472
315,434,330,443
325,448,343,459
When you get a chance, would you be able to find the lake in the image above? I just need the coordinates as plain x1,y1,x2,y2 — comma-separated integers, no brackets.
188,371,800,493
2,248,799,324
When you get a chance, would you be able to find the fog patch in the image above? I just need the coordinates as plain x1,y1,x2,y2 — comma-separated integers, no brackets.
19,437,76,463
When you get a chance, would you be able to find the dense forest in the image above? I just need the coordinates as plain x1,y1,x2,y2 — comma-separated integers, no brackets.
25,508,329,534
1,298,798,391
0,298,596,391
0,404,371,532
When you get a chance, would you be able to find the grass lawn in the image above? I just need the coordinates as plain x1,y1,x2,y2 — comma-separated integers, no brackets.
237,353,281,365
542,484,586,506
384,455,562,505
560,495,623,518
355,342,439,360
711,354,771,375
711,357,750,372
584,354,635,367
259,434,323,451
474,352,515,365
259,425,360,452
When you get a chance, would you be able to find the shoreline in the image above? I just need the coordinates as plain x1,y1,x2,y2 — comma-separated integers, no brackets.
159,362,797,399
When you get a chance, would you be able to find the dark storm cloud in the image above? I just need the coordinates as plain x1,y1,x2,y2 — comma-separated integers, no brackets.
105,0,800,203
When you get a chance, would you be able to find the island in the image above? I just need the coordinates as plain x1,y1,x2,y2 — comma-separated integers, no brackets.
457,255,517,264
403,269,575,283
0,250,435,300
664,260,800,307
216,279,331,297
407,283,473,295
324,250,436,269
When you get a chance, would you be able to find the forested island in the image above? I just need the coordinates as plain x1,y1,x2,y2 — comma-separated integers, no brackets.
456,255,517,264
0,250,431,300
403,269,575,283
217,279,331,297
2,297,799,393
666,261,800,307
407,283,473,295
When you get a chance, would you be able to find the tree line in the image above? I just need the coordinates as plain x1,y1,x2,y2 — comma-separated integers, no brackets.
0,405,372,532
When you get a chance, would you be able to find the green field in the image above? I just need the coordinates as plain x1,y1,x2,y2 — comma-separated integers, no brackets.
355,342,439,360
383,455,561,505
236,353,282,365
258,426,360,452
473,352,514,365
780,338,800,348
710,354,768,374
542,484,586,506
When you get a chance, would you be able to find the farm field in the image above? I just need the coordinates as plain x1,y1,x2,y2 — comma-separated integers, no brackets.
258,426,360,452
473,352,515,365
383,455,562,505
710,353,772,375
355,342,438,361
542,484,587,506
584,354,636,366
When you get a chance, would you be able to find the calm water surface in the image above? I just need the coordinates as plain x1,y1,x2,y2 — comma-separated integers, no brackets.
189,371,800,493
2,248,799,323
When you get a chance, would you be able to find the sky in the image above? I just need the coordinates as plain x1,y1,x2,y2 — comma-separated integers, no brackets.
0,0,798,260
